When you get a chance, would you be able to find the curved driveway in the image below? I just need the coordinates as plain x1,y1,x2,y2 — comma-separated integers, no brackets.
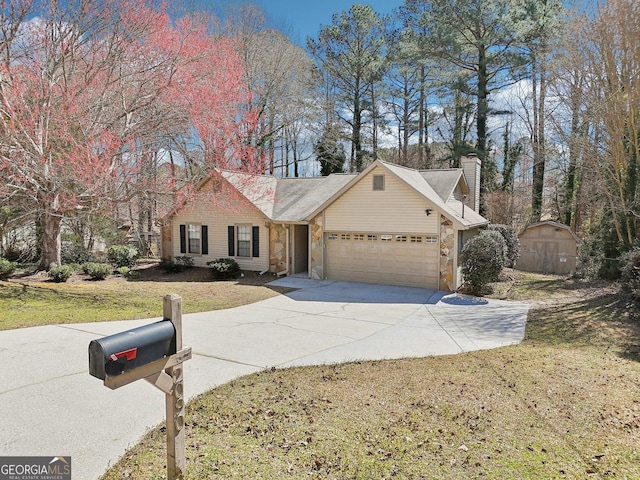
0,278,528,480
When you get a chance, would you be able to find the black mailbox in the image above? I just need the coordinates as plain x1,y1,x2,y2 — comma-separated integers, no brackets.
89,320,176,380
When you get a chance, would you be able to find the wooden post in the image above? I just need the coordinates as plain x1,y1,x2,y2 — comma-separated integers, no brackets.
163,294,186,480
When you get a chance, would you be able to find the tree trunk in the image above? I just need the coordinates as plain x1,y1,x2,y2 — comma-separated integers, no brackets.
292,133,299,178
40,210,62,269
563,81,580,227
353,87,363,172
371,83,378,160
531,52,547,223
418,67,425,168
403,80,410,165
477,44,489,215
452,87,465,168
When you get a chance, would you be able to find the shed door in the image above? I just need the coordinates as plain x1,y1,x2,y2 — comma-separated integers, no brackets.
325,232,439,289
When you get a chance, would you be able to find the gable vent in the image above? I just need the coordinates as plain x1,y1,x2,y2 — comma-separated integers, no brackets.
373,174,385,191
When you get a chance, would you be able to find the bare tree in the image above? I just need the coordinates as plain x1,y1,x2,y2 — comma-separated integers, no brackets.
585,0,640,247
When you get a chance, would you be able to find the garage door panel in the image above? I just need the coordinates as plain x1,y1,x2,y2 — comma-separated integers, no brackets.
326,234,439,289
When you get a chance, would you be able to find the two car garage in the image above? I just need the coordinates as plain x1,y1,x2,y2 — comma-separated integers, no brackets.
325,232,441,289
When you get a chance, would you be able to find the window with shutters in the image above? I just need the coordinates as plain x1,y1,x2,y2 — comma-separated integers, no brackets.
179,224,208,255
228,225,258,258
237,225,251,257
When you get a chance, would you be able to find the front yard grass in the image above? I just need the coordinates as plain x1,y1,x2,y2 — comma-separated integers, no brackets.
0,266,285,330
100,271,640,479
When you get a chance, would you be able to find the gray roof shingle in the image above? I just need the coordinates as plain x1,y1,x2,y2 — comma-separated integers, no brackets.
220,160,487,229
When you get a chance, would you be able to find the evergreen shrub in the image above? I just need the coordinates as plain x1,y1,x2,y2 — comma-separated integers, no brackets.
488,224,520,268
207,258,241,280
83,262,113,280
0,258,16,279
106,245,139,268
48,265,74,283
461,231,506,294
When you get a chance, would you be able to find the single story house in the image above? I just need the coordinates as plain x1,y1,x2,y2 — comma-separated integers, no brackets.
162,156,489,291
516,220,580,275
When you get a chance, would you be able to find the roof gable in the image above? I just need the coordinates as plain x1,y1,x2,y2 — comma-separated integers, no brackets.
220,171,278,218
306,160,487,229
422,169,469,202
169,160,488,229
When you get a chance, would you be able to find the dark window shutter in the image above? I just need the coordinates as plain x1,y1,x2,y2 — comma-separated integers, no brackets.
201,225,208,255
252,226,260,258
179,225,186,254
227,226,235,256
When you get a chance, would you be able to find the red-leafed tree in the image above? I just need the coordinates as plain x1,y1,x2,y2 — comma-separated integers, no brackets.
0,0,259,268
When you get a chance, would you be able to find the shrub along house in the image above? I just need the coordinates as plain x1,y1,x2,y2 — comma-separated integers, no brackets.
162,156,489,291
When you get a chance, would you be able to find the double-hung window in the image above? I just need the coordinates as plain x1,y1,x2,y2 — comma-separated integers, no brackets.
236,225,252,257
188,224,201,254
228,225,260,258
179,224,208,255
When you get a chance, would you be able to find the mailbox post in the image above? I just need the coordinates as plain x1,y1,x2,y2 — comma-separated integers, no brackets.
88,294,190,480
164,294,186,479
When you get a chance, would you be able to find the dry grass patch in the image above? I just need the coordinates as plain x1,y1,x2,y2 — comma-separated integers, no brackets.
101,271,640,479
102,348,640,479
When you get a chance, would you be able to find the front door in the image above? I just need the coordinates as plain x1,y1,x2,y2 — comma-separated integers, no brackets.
292,225,309,274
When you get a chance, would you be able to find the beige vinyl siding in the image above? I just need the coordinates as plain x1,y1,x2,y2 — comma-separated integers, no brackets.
324,166,439,234
452,185,465,202
171,202,269,271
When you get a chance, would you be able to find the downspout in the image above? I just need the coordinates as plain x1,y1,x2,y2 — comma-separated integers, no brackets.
322,211,327,280
438,213,442,291
307,223,312,279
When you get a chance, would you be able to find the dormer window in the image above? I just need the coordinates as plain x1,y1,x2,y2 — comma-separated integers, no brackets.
373,174,385,191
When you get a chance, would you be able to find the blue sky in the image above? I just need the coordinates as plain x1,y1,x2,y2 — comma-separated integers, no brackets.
239,1,401,46
206,1,597,47
208,1,596,47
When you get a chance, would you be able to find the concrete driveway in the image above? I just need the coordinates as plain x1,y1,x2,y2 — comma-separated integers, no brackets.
0,278,528,480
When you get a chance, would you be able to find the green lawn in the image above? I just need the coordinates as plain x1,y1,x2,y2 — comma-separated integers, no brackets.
0,267,284,329
98,272,640,479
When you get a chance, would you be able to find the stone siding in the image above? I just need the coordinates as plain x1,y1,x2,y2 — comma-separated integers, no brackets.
439,216,455,291
309,214,324,280
269,224,287,274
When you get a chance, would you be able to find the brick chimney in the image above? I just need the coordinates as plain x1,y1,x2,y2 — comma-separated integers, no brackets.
461,154,481,212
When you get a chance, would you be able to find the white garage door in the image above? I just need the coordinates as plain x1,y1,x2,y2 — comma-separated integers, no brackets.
325,232,439,289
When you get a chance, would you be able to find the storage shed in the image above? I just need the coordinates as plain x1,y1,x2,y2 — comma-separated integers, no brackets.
516,220,579,275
